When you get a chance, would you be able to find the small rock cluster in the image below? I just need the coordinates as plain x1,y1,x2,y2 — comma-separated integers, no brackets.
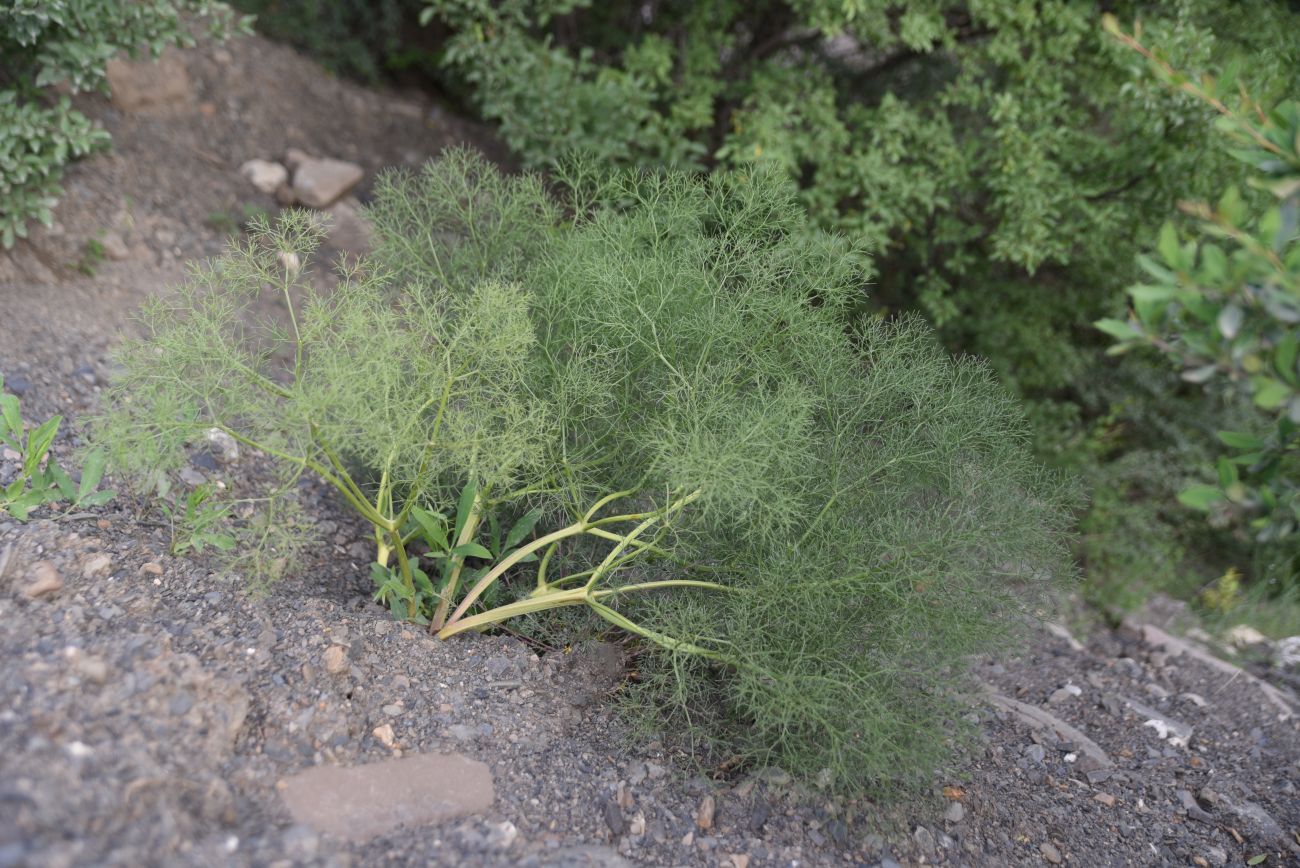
239,150,370,255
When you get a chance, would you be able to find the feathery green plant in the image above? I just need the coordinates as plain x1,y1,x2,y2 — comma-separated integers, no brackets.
372,152,1080,791
100,150,1077,794
96,210,548,621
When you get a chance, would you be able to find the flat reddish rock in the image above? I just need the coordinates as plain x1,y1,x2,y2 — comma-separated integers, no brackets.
280,752,493,842
105,50,192,112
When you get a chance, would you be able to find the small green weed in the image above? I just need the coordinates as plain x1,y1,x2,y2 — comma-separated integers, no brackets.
75,237,106,276
160,483,236,557
207,203,270,237
1,375,115,520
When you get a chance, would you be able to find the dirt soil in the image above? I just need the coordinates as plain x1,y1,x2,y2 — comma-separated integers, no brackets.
2,30,1299,868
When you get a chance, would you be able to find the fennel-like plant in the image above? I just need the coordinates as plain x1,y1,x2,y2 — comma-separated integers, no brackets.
95,211,548,622
101,150,1077,794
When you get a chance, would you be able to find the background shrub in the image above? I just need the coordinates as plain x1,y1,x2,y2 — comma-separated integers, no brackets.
1102,20,1300,601
0,1,247,247
228,0,427,83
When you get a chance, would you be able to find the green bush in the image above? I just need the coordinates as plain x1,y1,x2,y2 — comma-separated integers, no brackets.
1102,20,1300,588
229,0,426,83
422,1,1299,395
98,149,1076,795
0,1,248,247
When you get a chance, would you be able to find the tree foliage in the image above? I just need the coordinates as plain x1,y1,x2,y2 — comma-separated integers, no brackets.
422,0,1299,394
99,149,1076,794
1102,19,1300,585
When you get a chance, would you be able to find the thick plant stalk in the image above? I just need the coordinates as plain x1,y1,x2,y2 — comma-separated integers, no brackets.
430,492,484,631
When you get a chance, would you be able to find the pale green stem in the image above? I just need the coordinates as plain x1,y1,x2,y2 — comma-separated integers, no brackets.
535,541,559,593
438,579,732,649
429,491,484,631
215,425,389,529
443,489,702,630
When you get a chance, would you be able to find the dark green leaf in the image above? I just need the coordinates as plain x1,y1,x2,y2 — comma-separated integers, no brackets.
503,507,544,552
453,478,478,542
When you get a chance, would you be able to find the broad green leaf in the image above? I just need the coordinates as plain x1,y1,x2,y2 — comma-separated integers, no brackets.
1136,254,1176,283
1178,484,1224,511
1199,243,1227,281
47,459,76,500
23,415,60,477
1260,207,1282,250
78,448,107,500
1216,457,1239,490
450,541,492,560
1095,318,1141,341
412,567,435,597
0,394,20,437
411,506,449,552
1252,377,1292,409
1218,186,1245,225
1127,285,1175,305
205,533,237,551
1157,222,1180,268
76,489,116,507
1217,431,1264,450
1276,335,1300,385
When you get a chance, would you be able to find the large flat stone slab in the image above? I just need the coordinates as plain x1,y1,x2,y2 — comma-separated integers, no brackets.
280,752,494,842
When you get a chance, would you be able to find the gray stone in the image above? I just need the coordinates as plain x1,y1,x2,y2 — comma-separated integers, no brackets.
943,801,965,823
447,724,477,741
205,428,240,462
602,797,625,836
280,752,493,843
292,158,364,208
82,553,112,578
240,159,289,194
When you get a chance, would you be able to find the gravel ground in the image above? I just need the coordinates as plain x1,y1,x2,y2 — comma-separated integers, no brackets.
2,27,1299,868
